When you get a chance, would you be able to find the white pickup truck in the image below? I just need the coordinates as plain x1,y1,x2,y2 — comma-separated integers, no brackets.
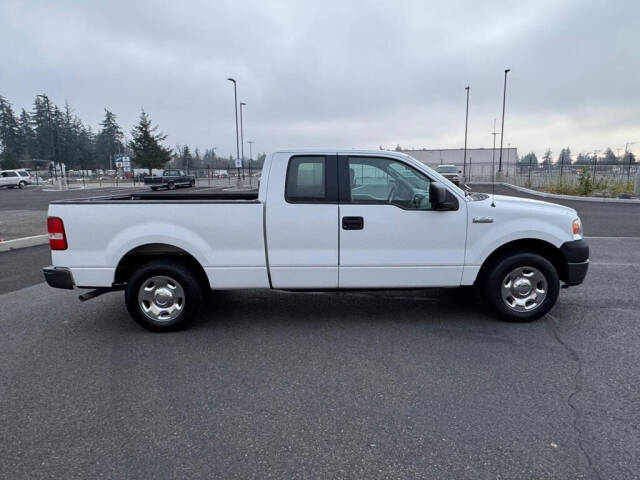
44,150,589,331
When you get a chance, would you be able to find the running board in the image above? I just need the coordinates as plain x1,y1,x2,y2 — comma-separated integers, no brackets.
78,285,124,302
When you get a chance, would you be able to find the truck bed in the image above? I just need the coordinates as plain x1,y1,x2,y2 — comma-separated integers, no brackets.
48,189,268,289
51,191,260,204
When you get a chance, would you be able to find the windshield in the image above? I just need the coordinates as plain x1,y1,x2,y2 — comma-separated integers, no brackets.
436,166,457,174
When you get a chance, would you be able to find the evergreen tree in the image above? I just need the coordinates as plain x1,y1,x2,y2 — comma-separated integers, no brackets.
31,94,56,163
518,152,537,172
0,96,20,168
603,148,617,165
622,151,636,165
182,145,193,171
557,147,572,165
194,147,202,169
95,109,123,171
17,109,35,161
128,110,171,174
574,152,590,165
541,149,553,166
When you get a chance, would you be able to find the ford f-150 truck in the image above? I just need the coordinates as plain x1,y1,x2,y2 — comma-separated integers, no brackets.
43,150,589,331
144,169,195,190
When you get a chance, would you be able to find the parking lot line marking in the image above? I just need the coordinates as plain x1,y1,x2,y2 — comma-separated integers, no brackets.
590,262,639,267
584,236,640,240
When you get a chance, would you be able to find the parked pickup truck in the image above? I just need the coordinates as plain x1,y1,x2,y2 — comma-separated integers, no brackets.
144,169,195,190
44,149,589,331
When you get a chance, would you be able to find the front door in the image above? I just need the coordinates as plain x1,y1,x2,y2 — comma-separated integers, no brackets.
338,155,467,288
266,154,339,288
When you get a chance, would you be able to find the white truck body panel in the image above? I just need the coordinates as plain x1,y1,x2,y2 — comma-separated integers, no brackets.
51,202,269,289
47,149,582,292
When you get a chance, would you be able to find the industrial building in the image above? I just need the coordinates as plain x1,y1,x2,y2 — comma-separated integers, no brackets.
401,148,519,181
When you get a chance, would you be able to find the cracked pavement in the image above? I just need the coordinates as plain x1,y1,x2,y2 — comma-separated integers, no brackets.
0,237,639,479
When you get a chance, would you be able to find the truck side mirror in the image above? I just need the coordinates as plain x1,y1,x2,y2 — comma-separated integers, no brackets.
429,182,447,209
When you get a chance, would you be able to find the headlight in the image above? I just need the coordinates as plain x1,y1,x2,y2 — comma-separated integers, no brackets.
572,218,583,237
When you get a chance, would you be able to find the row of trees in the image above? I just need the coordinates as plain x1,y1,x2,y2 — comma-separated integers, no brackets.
519,147,636,167
0,94,265,173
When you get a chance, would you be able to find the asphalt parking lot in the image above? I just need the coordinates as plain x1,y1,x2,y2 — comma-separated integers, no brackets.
1,186,639,479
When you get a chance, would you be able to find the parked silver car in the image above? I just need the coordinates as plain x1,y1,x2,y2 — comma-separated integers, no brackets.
0,169,31,188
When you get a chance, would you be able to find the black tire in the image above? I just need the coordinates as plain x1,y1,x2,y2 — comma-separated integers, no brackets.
167,182,175,190
481,252,559,322
18,181,26,189
125,259,204,331
150,186,158,191
189,180,195,187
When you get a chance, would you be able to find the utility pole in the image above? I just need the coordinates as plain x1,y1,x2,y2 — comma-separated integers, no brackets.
240,102,246,180
490,118,500,181
625,142,636,180
227,78,240,180
247,140,254,186
463,86,470,180
498,68,510,173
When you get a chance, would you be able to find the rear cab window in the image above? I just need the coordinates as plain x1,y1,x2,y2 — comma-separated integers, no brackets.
285,155,338,203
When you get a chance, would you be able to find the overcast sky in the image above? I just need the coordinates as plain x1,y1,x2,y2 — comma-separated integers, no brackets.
1,0,638,159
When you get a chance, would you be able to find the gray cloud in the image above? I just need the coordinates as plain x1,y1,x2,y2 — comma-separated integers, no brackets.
1,0,638,158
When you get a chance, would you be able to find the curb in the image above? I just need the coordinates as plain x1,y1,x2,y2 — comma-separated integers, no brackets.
0,234,49,253
470,182,640,203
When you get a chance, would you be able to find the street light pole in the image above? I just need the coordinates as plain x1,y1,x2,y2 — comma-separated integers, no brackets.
463,86,470,180
227,78,240,179
498,68,510,173
247,140,254,186
240,102,246,180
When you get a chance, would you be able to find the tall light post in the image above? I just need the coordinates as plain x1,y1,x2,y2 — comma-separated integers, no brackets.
247,140,254,186
463,86,470,180
240,102,247,180
227,78,240,179
498,68,510,173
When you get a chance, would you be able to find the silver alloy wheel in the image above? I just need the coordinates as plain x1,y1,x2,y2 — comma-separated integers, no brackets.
138,275,185,322
501,266,548,312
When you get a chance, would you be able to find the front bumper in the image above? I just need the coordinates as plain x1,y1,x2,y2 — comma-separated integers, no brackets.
43,266,75,290
560,239,589,286
565,261,589,285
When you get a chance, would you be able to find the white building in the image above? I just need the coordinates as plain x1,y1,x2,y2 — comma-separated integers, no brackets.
401,148,519,181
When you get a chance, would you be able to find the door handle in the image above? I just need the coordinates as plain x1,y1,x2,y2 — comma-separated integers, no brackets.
342,216,364,230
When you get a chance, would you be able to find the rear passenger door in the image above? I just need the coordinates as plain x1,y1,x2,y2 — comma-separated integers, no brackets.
266,154,339,288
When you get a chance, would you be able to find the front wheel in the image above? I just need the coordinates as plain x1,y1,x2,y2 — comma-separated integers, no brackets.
125,259,204,331
18,181,26,189
167,182,175,190
481,252,559,322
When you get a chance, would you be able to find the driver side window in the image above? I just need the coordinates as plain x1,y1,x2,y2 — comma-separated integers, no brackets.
347,157,432,210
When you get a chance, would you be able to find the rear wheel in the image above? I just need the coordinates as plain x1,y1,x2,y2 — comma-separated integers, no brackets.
167,181,175,190
189,180,195,187
481,252,559,322
125,259,203,331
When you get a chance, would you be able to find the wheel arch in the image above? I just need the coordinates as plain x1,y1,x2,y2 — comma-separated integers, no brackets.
476,238,567,284
114,243,209,287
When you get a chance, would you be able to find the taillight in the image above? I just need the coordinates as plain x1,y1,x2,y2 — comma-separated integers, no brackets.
47,217,68,250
